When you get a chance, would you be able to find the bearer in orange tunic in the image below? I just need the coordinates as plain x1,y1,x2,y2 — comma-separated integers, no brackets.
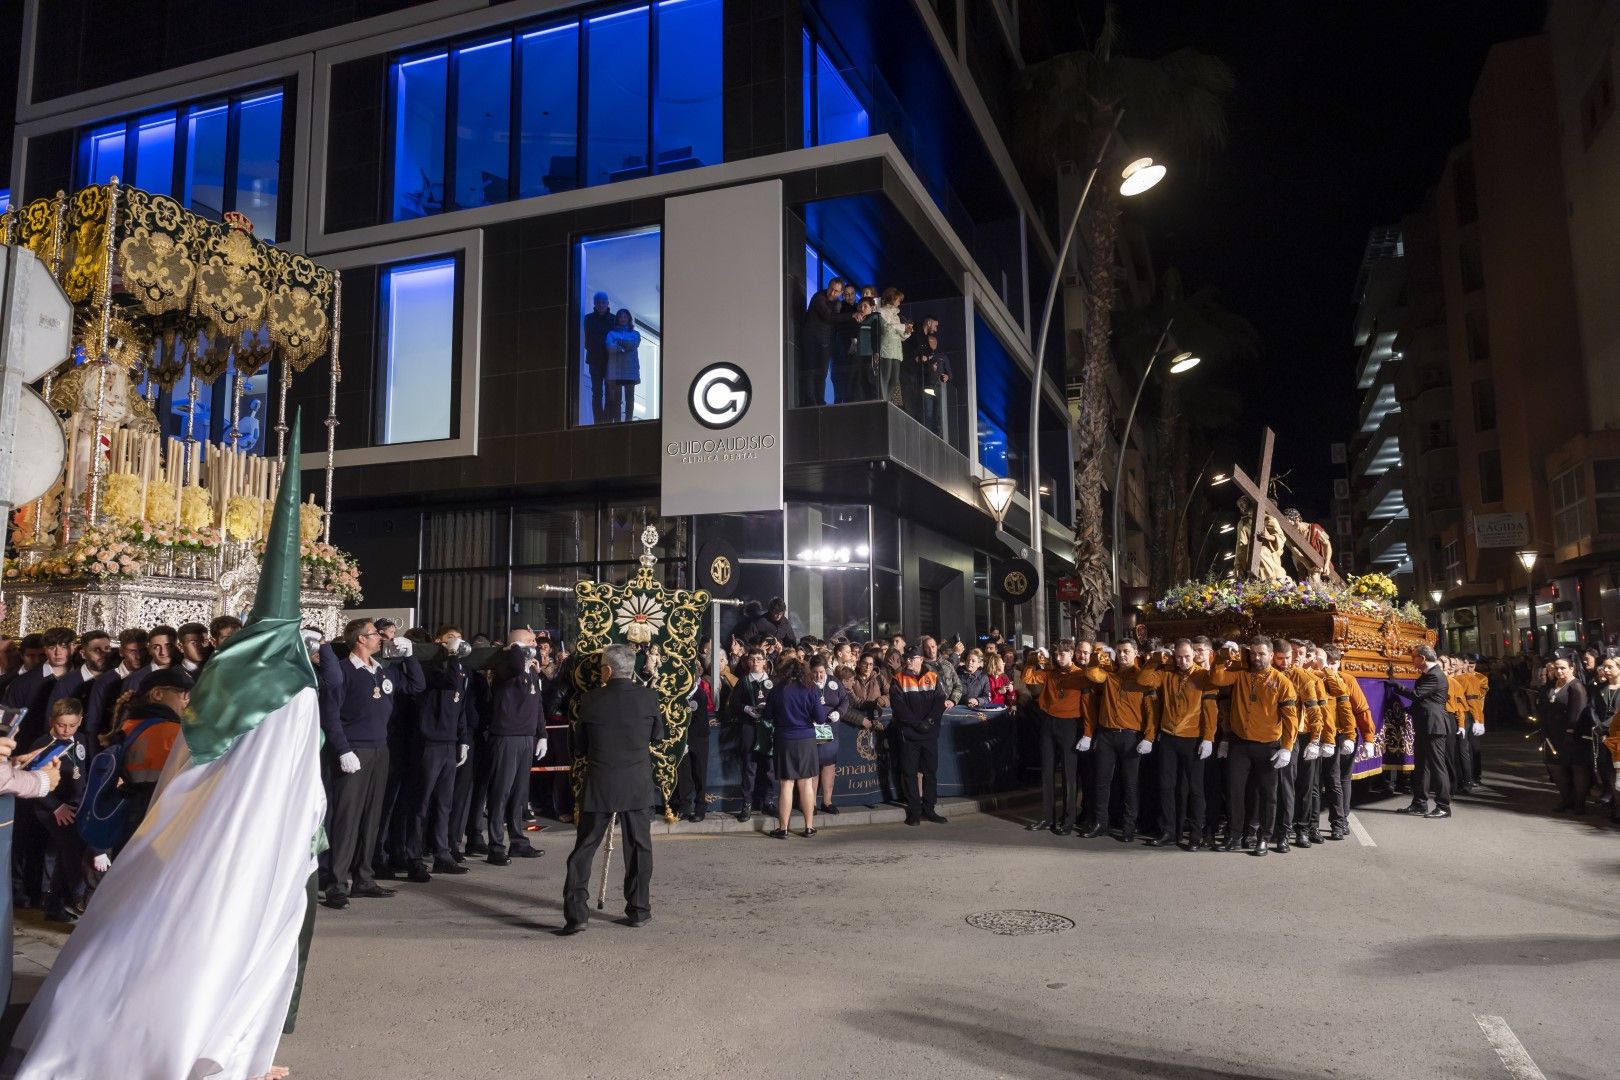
1194,639,1300,857
1136,640,1218,849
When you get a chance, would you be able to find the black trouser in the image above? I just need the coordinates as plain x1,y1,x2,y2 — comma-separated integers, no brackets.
1203,750,1227,838
830,341,861,403
375,726,415,871
564,808,653,926
12,803,47,905
1415,728,1453,811
485,734,539,855
34,810,83,913
587,358,609,423
409,741,458,865
1090,728,1142,833
1546,738,1591,808
1320,746,1350,829
450,734,490,852
325,745,389,896
1447,727,1471,788
1291,734,1318,830
799,337,835,406
737,721,775,810
1156,734,1205,838
1038,712,1080,827
1227,738,1279,843
1468,727,1486,786
898,733,939,817
1594,733,1615,802
675,720,710,815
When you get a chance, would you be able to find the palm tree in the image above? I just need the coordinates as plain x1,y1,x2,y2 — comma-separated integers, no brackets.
1012,6,1233,637
1113,269,1259,593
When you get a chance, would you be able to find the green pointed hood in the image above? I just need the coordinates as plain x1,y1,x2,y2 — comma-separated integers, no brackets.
183,412,318,765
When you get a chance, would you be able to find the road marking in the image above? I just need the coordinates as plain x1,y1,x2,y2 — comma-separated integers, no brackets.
1347,813,1377,847
1474,1015,1547,1080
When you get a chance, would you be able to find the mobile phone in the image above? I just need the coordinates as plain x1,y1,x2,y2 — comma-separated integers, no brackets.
24,740,70,771
0,706,25,740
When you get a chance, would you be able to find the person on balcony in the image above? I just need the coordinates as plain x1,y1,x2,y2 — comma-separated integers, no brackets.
800,277,846,407
603,308,642,424
875,288,911,406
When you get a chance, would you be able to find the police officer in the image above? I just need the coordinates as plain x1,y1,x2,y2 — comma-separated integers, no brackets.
484,629,547,865
406,626,473,881
322,618,423,910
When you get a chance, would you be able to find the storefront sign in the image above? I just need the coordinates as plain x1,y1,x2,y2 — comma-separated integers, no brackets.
661,181,784,516
1056,577,1081,602
994,558,1039,604
1473,512,1529,549
696,539,740,599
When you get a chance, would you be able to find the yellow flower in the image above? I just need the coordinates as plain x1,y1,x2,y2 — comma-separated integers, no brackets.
180,485,211,530
224,495,265,542
103,473,144,522
298,502,324,543
145,482,178,525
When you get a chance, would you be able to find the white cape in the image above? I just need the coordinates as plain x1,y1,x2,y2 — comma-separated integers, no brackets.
9,686,326,1080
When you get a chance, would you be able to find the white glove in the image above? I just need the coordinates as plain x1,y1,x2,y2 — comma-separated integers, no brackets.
1135,739,1153,755
1217,742,1230,760
745,706,760,718
1323,742,1337,758
391,638,413,657
535,738,549,760
1339,738,1355,756
457,744,469,767
1471,722,1484,736
1614,774,1620,792
1197,740,1212,760
1303,743,1321,761
827,711,840,723
92,853,111,873
1270,747,1292,769
1076,736,1092,752
339,751,361,774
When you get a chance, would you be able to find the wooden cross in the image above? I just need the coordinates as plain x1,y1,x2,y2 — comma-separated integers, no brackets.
1231,428,1341,584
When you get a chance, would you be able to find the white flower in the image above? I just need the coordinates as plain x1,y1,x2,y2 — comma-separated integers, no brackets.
614,593,667,644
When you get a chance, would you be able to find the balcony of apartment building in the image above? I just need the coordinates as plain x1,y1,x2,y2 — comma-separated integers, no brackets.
1366,515,1411,568
1355,368,1400,446
1545,431,1620,567
1353,410,1403,481
1357,466,1408,523
1355,326,1403,392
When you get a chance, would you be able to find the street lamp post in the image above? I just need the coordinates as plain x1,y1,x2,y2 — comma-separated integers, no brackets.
1517,549,1539,655
1025,111,1164,648
1109,327,1200,636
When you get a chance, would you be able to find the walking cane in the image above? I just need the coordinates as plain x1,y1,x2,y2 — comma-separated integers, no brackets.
596,811,618,910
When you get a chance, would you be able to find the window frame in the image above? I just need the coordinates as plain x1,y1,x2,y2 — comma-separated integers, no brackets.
377,252,465,446
301,229,484,473
571,221,665,429
71,80,294,242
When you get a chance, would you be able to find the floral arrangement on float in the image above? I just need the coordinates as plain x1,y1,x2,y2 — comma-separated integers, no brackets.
1151,573,1424,626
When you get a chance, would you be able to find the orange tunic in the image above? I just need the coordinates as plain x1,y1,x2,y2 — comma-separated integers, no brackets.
1281,667,1324,744
1021,661,1090,721
1136,657,1218,741
1075,662,1158,739
1343,673,1376,742
1317,667,1357,742
1195,663,1300,746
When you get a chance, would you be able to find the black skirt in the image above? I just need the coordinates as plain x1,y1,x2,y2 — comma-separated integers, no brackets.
776,737,820,780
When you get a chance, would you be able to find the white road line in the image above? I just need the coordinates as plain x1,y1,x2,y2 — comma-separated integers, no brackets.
1475,1015,1548,1080
1347,813,1377,847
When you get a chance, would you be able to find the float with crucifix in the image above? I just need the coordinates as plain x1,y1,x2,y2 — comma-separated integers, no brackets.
1143,429,1435,780
0,181,358,638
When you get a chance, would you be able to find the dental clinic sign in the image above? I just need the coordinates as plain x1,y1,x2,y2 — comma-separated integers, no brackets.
661,182,785,516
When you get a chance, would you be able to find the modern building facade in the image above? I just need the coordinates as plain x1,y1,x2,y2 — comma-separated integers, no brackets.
1348,225,1412,589
8,0,1081,645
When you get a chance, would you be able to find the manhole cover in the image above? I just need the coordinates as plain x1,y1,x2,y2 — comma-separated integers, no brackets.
964,910,1075,936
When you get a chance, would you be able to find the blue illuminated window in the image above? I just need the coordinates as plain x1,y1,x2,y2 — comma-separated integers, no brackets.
518,24,580,196
387,3,721,219
974,315,1027,483
0,189,9,213
393,51,448,219
380,257,459,444
585,6,651,186
455,38,512,209
654,0,722,174
75,86,288,239
802,30,869,147
576,227,662,426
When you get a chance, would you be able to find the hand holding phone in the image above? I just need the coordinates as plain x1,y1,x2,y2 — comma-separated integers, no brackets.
24,740,71,772
0,706,25,741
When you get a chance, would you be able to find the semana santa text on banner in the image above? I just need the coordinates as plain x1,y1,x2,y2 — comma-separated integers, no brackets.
660,180,785,517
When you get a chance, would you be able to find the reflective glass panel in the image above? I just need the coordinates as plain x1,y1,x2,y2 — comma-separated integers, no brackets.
380,257,457,443
454,38,512,209
393,51,448,220
183,100,229,219
653,0,721,174
518,23,580,196
133,112,176,195
583,6,650,187
233,90,283,238
83,123,126,186
576,226,662,425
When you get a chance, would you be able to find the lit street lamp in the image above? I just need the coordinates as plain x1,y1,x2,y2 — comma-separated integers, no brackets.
1111,329,1200,635
1517,549,1540,654
1429,587,1443,607
976,476,1018,525
1027,113,1165,648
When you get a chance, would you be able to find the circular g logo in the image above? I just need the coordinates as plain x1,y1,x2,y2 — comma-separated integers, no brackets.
709,556,733,586
1003,571,1029,596
689,363,752,429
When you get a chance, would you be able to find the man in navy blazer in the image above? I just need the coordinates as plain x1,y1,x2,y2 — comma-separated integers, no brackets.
561,644,665,934
1386,645,1454,819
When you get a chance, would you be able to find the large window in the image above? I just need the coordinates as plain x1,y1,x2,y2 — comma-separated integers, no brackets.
1477,449,1503,504
388,0,722,221
1595,459,1620,535
1552,465,1585,548
576,226,662,426
802,30,870,147
75,86,289,240
380,257,459,444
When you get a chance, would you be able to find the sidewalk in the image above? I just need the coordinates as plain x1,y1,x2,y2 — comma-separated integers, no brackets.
644,789,1038,835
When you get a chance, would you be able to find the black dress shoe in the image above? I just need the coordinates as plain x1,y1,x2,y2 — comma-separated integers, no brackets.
1187,838,1208,852
1113,830,1135,844
904,816,920,827
324,892,349,910
466,839,490,856
1328,826,1345,841
1145,833,1175,847
684,811,699,822
513,847,545,859
1423,807,1451,819
450,849,467,864
1395,804,1425,815
1026,819,1053,832
1080,825,1104,839
407,866,433,884
768,827,791,838
1307,829,1324,845
737,808,752,823
1249,839,1268,857
559,921,588,935
694,811,706,822
922,811,947,824
487,851,512,866
1271,840,1289,854
350,884,397,898
374,866,398,881
1218,836,1242,852
822,803,840,815
627,913,653,928
433,859,470,875
1294,827,1311,848
1053,824,1072,836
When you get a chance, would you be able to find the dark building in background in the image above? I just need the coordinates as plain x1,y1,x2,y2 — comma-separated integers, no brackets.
8,0,1078,645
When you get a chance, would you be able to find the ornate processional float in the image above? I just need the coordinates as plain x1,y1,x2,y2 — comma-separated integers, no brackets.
1141,429,1436,780
0,181,359,637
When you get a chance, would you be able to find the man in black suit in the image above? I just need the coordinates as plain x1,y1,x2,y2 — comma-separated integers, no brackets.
800,277,846,406
1386,645,1453,819
562,644,665,933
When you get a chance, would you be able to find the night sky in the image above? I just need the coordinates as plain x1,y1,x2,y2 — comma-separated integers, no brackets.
1049,1,1548,521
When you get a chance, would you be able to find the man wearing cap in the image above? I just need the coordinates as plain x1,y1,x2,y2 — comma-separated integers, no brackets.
322,618,423,909
583,291,616,424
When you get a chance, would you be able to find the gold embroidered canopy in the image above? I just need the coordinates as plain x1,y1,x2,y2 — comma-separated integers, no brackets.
1,184,335,385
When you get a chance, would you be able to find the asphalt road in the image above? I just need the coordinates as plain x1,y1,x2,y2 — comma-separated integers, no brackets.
268,732,1618,1078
